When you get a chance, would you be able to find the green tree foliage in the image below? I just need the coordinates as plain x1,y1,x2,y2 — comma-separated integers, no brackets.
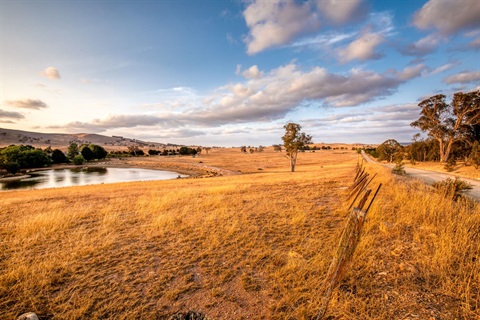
376,139,402,163
81,146,94,161
72,155,85,165
0,145,51,173
91,145,108,159
67,142,80,159
148,149,160,155
179,146,198,155
51,149,68,164
411,90,480,162
281,123,312,172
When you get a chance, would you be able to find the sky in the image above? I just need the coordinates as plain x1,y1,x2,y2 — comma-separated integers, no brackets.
0,0,479,147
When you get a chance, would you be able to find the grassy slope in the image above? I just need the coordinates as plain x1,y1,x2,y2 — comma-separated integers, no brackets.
0,149,478,319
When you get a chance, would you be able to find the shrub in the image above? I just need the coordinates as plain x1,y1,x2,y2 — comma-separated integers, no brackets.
391,161,406,176
91,145,108,159
72,155,85,165
432,177,472,201
444,157,456,172
51,149,68,164
81,146,94,161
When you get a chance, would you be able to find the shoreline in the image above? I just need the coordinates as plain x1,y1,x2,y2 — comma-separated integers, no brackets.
0,157,239,183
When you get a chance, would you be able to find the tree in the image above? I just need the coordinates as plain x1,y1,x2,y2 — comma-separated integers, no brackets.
411,90,480,162
128,145,141,156
67,142,79,159
376,139,402,163
81,146,94,161
0,145,51,172
91,144,108,159
51,149,68,164
273,144,282,152
73,154,85,165
281,123,312,172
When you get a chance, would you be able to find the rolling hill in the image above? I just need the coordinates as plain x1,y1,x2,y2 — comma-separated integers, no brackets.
0,128,167,149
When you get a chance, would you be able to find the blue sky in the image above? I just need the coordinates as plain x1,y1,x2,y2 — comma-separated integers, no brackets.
1,0,479,146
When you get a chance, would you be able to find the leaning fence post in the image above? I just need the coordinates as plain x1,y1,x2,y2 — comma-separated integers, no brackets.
316,167,381,319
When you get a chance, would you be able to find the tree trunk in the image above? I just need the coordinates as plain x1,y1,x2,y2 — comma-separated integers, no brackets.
438,139,446,162
443,139,454,163
290,153,297,172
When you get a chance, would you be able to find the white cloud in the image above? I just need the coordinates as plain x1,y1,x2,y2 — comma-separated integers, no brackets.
338,32,384,62
41,66,61,80
5,99,49,110
56,63,424,133
316,0,365,24
443,71,480,84
413,0,480,34
428,62,458,76
400,34,443,56
243,0,320,54
242,65,263,79
396,64,427,80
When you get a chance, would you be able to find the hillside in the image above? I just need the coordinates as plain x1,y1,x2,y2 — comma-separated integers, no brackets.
0,128,167,149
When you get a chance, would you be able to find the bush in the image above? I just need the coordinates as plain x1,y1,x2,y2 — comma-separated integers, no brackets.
81,146,94,161
91,145,108,159
432,177,472,201
51,149,68,164
444,157,456,172
73,155,85,165
392,161,406,176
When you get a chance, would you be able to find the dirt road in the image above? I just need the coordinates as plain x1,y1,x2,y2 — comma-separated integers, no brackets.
361,151,480,200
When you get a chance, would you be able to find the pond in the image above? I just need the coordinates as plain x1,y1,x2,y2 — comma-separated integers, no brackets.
0,167,188,191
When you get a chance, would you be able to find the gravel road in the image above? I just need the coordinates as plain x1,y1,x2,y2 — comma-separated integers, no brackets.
361,151,480,200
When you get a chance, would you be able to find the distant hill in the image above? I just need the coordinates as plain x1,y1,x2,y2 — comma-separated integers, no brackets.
0,128,167,149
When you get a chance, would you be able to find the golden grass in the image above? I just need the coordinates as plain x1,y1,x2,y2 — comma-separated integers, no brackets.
0,149,478,319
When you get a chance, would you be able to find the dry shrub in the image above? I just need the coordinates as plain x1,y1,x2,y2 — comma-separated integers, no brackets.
432,177,473,200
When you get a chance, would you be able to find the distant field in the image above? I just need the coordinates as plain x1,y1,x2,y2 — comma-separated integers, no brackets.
0,149,478,319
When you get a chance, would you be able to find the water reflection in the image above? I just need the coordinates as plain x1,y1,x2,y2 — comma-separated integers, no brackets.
0,167,187,191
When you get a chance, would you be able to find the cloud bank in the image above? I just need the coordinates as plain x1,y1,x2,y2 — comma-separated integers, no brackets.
55,62,424,132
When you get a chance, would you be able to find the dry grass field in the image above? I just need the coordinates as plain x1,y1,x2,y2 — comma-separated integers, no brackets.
0,149,479,319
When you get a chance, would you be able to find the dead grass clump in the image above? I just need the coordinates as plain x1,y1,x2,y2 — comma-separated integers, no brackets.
432,177,473,200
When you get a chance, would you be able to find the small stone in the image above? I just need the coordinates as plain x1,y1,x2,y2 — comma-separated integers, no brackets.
17,312,39,320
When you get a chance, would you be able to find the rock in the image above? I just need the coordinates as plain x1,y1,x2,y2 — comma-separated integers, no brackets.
17,312,39,320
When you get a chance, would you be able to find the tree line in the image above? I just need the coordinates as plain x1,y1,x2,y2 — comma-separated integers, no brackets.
0,143,109,174
364,90,480,170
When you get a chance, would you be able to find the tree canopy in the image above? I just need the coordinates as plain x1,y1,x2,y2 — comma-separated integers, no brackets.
411,90,480,162
281,123,312,172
